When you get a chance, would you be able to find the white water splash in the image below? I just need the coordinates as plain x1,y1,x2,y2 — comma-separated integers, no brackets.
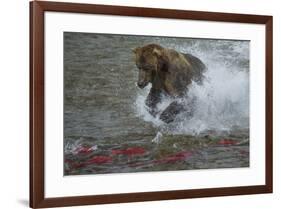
65,138,98,155
134,40,249,136
152,131,163,144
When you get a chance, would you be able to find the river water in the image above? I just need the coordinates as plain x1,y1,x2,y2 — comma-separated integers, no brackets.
64,32,249,175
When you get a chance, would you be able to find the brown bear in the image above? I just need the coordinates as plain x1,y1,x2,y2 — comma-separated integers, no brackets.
133,43,206,123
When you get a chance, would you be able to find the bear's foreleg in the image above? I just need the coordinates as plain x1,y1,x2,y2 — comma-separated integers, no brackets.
145,88,162,117
159,100,195,123
159,101,185,123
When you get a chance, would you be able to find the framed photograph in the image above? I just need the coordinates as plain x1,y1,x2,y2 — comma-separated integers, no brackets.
30,1,273,208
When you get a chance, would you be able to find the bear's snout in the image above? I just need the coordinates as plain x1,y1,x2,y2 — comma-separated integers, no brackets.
137,81,147,89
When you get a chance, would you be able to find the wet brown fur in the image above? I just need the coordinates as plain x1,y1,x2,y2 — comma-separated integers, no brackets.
134,43,205,97
133,43,206,122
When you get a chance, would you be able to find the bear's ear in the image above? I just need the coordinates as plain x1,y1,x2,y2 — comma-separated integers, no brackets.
152,48,162,58
132,47,141,54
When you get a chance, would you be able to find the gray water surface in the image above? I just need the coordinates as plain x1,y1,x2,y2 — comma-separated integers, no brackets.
64,32,249,175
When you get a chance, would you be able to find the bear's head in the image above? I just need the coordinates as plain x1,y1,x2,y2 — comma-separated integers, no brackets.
133,44,167,89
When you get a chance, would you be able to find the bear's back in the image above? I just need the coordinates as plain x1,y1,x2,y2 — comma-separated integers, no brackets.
182,53,206,84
